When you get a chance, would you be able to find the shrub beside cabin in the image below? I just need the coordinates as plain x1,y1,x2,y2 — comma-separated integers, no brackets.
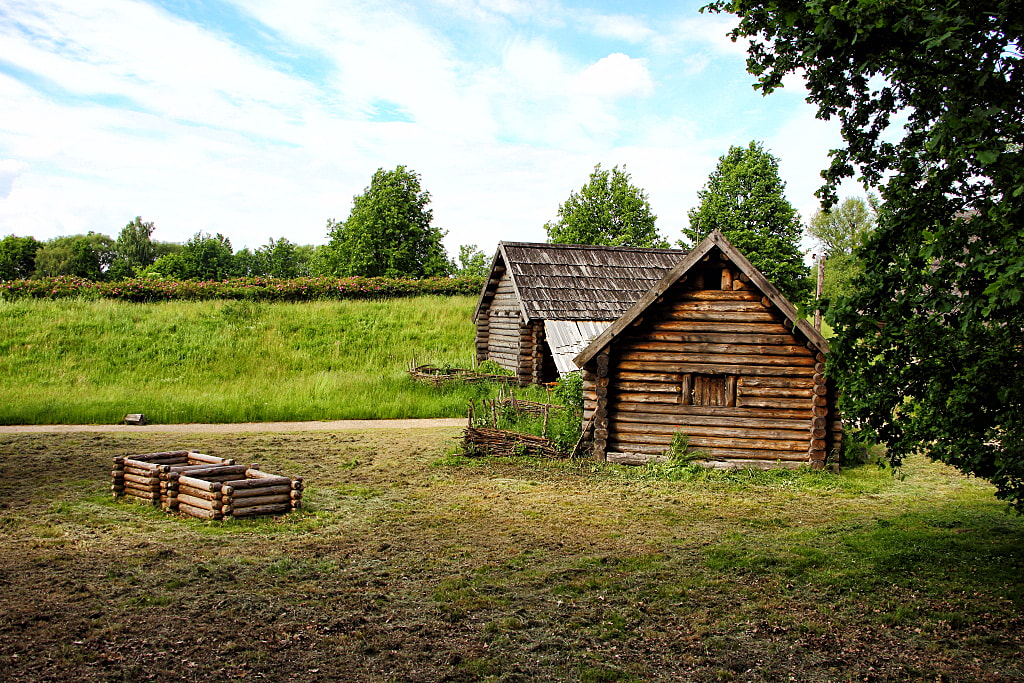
473,242,684,385
574,231,841,469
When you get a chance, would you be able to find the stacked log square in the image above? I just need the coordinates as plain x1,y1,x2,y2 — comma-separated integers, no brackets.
112,452,302,519
219,466,303,518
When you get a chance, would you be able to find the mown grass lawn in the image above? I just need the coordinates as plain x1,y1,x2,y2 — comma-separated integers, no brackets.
0,296,494,424
0,429,1020,682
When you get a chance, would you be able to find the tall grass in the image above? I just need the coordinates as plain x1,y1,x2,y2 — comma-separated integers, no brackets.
0,296,498,424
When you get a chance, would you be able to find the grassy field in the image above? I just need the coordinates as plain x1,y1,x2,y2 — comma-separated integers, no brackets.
0,428,1020,681
0,296,505,425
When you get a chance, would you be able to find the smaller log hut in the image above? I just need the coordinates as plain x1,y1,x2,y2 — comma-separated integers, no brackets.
574,230,841,469
474,242,685,385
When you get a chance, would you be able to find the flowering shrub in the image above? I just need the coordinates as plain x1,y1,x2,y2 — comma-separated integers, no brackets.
0,275,486,302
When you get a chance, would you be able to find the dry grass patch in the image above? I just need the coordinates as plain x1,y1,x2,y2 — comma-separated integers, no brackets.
0,429,1021,682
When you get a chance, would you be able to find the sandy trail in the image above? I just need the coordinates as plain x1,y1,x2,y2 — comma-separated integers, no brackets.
0,418,465,434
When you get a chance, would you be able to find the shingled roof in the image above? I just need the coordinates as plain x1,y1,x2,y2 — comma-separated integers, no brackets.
473,242,686,323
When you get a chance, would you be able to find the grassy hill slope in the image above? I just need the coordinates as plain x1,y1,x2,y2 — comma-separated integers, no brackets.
0,296,492,424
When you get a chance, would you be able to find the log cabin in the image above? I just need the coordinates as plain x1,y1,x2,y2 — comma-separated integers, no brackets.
574,230,841,469
474,242,684,385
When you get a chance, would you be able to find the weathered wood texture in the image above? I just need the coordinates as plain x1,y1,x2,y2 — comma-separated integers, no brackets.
584,263,837,467
474,242,686,383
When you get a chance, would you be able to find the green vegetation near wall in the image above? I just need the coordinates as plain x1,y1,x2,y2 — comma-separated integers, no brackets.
0,296,491,424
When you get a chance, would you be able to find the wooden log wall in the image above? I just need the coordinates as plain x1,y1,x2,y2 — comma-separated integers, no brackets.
483,271,525,375
589,257,834,468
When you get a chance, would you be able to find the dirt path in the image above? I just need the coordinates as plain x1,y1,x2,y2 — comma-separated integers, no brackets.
0,418,465,434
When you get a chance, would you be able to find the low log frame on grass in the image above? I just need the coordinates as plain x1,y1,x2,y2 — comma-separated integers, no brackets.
574,231,842,470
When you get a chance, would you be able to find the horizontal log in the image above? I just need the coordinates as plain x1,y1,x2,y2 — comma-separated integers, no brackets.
176,493,221,511
663,300,768,313
615,381,680,394
618,351,817,367
177,475,222,492
228,503,291,518
222,476,293,489
702,457,806,470
606,452,668,465
678,290,761,301
123,489,160,501
621,341,814,357
123,463,160,476
645,331,799,346
167,462,236,474
611,409,812,431
606,440,809,463
245,468,284,480
611,401,814,420
178,464,247,479
122,472,160,486
736,396,816,410
652,321,790,335
614,391,680,405
226,484,293,498
614,371,682,383
737,376,813,389
609,431,808,451
659,310,778,323
178,486,219,502
181,452,229,465
228,494,292,509
123,479,160,492
617,361,815,378
177,502,222,520
126,451,191,462
613,422,811,441
738,386,812,398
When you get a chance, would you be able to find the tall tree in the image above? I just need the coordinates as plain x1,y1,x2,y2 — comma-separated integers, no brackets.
116,217,156,272
321,166,450,278
0,235,42,280
545,164,667,248
807,196,876,301
683,141,810,302
707,0,1024,509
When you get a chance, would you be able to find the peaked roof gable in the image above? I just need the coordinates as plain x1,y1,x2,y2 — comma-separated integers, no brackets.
474,242,686,324
574,230,829,367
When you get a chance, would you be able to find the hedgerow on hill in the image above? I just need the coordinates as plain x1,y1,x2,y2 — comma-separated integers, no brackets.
0,275,485,302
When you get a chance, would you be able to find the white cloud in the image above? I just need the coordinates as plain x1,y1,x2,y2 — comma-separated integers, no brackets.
574,53,653,99
0,159,28,200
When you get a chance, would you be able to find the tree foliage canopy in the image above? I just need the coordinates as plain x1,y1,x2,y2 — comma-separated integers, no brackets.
545,164,667,248
0,235,42,280
808,196,876,302
683,141,810,302
455,244,489,277
33,233,116,280
321,166,450,278
116,217,156,271
707,0,1024,509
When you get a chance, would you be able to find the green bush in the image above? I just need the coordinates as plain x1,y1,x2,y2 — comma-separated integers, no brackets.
0,275,485,302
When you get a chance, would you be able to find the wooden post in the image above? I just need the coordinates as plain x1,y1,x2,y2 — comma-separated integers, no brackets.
542,403,549,438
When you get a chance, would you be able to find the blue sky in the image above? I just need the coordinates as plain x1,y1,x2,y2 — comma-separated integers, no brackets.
0,0,862,258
